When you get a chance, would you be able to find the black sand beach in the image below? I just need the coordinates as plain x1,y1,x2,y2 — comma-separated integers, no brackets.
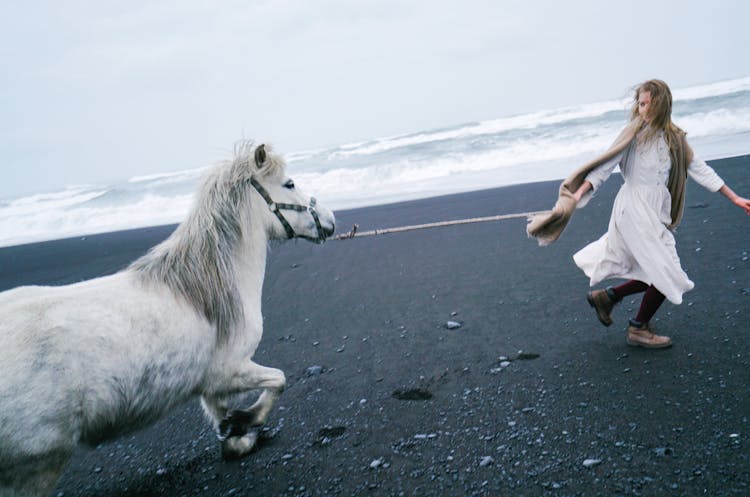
1,155,749,496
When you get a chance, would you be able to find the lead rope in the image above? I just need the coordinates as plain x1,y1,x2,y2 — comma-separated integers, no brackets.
332,210,547,241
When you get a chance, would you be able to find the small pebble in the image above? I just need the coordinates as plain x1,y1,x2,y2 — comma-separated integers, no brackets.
654,447,673,457
446,321,462,329
479,456,494,467
583,458,601,468
305,365,323,376
516,352,540,360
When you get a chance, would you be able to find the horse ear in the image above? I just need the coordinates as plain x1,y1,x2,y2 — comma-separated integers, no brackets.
254,144,267,168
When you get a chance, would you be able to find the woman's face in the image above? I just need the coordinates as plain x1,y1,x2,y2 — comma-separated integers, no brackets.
638,90,652,123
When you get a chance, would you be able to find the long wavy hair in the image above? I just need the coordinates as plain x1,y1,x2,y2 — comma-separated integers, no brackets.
630,79,685,151
629,79,693,228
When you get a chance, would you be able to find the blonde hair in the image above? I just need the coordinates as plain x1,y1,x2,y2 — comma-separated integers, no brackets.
630,79,685,150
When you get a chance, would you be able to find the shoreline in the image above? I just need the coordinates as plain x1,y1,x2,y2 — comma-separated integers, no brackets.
2,152,748,253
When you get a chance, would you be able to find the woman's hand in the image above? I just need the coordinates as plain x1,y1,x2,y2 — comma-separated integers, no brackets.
719,185,750,215
733,195,750,215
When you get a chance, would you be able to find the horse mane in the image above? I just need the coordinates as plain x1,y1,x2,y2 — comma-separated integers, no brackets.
129,140,285,344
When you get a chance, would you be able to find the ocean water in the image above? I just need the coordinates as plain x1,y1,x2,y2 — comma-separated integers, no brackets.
2,76,750,248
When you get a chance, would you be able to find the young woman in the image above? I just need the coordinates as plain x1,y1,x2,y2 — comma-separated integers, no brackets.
528,79,750,348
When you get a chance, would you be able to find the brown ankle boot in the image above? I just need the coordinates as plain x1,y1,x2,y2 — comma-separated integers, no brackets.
626,324,672,349
587,288,617,326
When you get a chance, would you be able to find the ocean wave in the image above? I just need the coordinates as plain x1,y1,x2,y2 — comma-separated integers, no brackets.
295,130,616,204
320,77,750,161
0,194,193,248
673,76,750,101
326,100,630,160
128,166,207,186
675,108,750,137
2,75,749,247
1,187,109,217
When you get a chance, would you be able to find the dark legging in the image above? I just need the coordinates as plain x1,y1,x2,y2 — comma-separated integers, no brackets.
611,279,666,325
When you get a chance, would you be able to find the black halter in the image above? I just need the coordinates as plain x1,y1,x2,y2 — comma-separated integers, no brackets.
249,176,325,242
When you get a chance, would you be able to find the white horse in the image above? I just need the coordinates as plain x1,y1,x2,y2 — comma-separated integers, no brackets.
0,142,335,497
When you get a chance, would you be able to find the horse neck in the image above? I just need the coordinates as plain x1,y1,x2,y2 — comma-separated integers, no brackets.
232,215,269,317
128,186,271,344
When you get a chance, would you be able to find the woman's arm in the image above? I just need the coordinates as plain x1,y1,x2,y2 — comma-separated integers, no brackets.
573,180,593,203
686,155,749,214
573,151,623,207
719,184,750,215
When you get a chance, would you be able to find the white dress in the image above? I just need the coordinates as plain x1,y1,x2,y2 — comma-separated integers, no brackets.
573,131,724,305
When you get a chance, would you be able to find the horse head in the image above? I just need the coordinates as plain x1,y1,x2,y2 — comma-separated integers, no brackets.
248,143,335,243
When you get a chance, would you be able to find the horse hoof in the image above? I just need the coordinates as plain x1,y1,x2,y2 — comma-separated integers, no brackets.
221,430,259,460
218,408,262,440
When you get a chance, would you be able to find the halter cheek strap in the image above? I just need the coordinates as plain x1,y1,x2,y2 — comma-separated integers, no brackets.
249,176,325,242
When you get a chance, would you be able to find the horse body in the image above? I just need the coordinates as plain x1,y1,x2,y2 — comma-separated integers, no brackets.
0,142,334,497
1,272,210,440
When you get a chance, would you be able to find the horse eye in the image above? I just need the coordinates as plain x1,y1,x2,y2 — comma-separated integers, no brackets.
284,180,295,189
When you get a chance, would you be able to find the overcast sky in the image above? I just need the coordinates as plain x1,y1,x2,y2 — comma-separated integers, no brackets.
2,0,749,198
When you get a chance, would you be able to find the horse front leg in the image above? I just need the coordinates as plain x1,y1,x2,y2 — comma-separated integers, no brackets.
202,360,286,460
201,394,259,460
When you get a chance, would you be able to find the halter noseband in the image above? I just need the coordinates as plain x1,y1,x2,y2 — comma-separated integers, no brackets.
249,176,326,242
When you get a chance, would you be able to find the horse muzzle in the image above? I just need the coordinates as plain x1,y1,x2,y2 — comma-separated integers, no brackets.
319,221,335,240
310,205,335,243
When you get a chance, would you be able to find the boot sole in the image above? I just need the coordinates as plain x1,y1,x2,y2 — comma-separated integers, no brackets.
587,292,613,327
626,338,673,349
